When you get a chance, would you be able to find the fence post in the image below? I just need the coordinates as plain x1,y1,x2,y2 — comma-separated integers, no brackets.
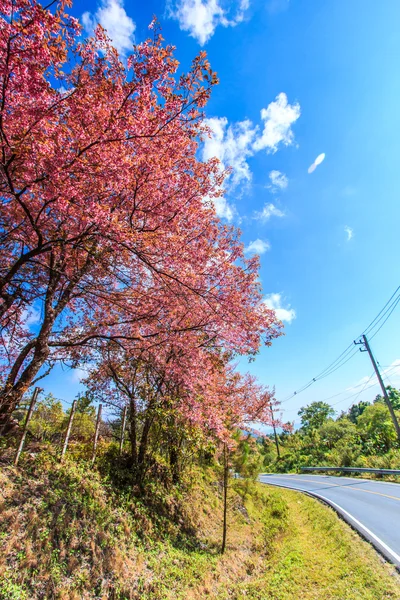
119,406,127,456
91,404,102,464
14,387,40,466
60,400,77,462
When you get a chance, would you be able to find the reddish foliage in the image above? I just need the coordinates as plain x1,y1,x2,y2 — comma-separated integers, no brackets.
0,0,282,438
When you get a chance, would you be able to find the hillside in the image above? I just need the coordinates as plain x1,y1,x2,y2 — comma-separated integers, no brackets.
1,454,399,599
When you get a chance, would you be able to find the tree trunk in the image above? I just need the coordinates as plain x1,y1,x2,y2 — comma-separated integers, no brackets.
129,398,138,467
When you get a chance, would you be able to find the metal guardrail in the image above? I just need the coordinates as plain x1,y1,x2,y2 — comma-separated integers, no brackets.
301,466,400,476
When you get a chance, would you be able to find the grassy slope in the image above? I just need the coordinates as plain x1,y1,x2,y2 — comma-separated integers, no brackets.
0,454,399,600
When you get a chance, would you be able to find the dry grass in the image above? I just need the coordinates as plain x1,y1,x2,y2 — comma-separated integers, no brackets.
0,456,399,599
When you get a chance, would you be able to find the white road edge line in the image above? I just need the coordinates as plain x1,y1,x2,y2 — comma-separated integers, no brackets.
260,473,400,488
316,494,400,565
260,478,400,566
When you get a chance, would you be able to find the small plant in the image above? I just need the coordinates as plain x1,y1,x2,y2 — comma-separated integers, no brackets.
0,573,28,600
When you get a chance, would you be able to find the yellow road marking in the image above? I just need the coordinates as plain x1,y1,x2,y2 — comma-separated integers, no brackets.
265,475,400,503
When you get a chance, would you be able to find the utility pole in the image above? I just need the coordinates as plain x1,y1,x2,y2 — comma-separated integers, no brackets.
221,442,228,554
270,404,281,459
354,334,400,443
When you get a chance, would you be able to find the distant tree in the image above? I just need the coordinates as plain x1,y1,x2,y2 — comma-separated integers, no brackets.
347,400,371,424
75,393,96,417
357,403,398,454
28,394,64,442
298,401,335,433
387,387,400,410
319,419,359,450
373,387,400,410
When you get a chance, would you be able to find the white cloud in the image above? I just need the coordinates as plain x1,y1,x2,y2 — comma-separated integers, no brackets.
346,360,400,394
70,366,88,383
253,93,301,153
203,116,257,186
308,152,325,174
383,360,400,383
268,170,288,191
82,0,136,56
245,239,270,254
203,94,300,188
256,202,285,222
21,307,41,328
344,226,353,241
213,196,234,221
170,0,249,45
202,93,300,218
263,293,296,323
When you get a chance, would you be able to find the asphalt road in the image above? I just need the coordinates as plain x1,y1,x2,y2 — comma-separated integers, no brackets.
259,473,400,569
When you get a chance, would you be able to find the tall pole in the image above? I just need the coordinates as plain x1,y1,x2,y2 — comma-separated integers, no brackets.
14,387,40,466
61,400,77,462
119,406,127,456
270,404,281,459
221,442,228,554
356,335,400,442
91,404,102,464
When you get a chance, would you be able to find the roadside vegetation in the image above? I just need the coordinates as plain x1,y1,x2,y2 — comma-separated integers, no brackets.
1,443,399,600
262,388,400,479
1,1,400,598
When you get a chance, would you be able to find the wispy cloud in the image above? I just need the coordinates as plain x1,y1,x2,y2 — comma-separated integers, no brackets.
256,202,285,222
213,196,234,221
245,239,271,254
202,94,300,219
203,117,257,187
344,226,353,241
169,0,249,45
21,307,41,329
263,293,296,323
82,0,136,56
268,169,288,192
203,94,300,188
267,0,290,14
347,360,400,394
253,93,301,153
70,365,89,383
308,152,325,174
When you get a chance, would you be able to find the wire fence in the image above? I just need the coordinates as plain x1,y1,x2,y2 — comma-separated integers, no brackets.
7,387,127,466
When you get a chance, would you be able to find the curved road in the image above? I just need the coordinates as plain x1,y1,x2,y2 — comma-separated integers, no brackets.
259,473,400,569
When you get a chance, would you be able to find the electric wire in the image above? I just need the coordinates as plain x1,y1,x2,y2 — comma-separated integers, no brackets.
280,284,400,405
362,285,400,337
282,363,400,417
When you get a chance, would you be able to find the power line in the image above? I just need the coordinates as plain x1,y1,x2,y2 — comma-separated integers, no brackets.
280,283,400,405
362,285,400,337
369,294,400,341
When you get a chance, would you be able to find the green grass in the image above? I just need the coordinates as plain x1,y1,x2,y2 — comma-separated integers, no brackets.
0,454,399,599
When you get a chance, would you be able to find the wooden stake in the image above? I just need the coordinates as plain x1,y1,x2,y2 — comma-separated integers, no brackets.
119,406,127,456
60,400,77,462
14,387,40,466
91,404,102,464
221,442,228,554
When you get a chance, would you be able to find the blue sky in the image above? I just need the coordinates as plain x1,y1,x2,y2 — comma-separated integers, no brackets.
40,0,400,426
